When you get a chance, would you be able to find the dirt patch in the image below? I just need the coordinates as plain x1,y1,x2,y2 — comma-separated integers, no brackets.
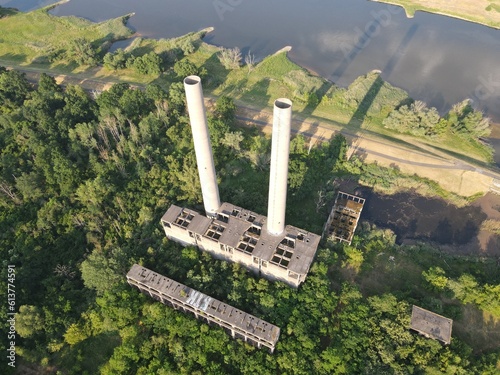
355,137,495,196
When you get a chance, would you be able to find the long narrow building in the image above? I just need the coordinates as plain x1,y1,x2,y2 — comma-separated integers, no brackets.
126,264,281,352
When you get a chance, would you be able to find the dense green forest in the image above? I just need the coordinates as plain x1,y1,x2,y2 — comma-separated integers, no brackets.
1,68,499,374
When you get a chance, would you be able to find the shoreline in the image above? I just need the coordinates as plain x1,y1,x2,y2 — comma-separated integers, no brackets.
2,6,499,180
369,0,500,30
11,1,500,125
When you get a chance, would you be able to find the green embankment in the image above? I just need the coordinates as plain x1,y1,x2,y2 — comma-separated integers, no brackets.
0,4,132,68
371,0,500,29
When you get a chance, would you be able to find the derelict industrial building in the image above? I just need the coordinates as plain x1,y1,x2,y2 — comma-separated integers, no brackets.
161,76,320,287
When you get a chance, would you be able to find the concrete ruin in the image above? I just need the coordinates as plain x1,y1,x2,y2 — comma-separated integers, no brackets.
410,305,453,345
323,191,365,245
127,264,280,352
160,76,320,287
161,202,320,287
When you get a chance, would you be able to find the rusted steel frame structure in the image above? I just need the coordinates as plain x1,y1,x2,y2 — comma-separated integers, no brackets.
323,191,365,245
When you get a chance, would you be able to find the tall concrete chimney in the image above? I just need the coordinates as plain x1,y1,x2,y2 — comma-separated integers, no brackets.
267,98,292,236
183,75,221,217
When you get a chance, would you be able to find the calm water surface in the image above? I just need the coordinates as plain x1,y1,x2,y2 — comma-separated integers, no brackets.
39,0,500,118
7,0,500,117
5,0,500,162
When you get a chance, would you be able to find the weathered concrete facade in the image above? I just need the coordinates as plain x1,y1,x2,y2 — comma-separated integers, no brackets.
410,305,453,345
127,264,280,352
161,202,321,287
160,76,320,287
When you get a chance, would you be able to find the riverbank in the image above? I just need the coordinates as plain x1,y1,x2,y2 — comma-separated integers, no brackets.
0,4,132,67
1,5,499,200
370,0,500,29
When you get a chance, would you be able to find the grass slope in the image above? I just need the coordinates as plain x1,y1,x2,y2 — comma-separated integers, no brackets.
0,5,132,66
0,6,495,184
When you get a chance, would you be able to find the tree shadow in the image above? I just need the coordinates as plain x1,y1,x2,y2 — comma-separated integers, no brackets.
299,80,333,116
453,303,500,354
485,234,500,256
346,24,419,131
201,52,231,91
0,52,28,64
239,76,270,107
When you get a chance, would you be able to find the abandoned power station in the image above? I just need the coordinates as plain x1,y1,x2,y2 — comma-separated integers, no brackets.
161,76,321,288
127,75,370,351
125,75,454,351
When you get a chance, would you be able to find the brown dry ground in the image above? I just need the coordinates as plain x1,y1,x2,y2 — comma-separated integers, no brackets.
372,0,500,28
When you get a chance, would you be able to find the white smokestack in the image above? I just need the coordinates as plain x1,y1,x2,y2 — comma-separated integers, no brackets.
267,98,292,236
183,76,221,217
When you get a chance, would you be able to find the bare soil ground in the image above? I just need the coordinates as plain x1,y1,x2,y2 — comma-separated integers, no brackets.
236,105,498,197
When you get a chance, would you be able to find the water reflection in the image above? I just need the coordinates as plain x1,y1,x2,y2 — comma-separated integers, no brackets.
360,190,487,246
18,0,498,123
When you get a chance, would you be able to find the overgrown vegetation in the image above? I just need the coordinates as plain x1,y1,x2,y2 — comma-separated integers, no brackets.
0,5,132,67
0,69,499,374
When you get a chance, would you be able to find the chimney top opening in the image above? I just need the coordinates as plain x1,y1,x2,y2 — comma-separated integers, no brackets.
275,98,292,109
184,76,201,85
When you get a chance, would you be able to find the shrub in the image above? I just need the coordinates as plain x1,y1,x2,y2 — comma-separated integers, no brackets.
126,52,163,75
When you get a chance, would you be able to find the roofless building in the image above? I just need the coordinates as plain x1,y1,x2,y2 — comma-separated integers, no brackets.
323,191,365,245
161,76,320,287
127,264,280,352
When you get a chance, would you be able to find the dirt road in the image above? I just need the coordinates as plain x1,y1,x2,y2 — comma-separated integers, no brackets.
7,64,500,197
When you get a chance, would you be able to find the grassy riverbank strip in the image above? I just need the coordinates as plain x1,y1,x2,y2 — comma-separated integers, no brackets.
1,5,498,199
370,0,500,29
0,4,132,67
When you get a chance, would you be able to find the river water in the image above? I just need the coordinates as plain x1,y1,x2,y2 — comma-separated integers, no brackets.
11,0,498,162
9,0,499,117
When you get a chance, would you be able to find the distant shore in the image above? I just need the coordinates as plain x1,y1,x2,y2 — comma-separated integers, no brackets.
370,0,500,29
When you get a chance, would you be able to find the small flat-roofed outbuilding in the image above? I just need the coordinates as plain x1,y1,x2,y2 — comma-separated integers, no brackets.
410,305,453,344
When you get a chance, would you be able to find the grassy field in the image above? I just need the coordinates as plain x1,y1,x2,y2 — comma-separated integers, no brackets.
346,235,500,354
371,0,500,28
0,4,132,68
